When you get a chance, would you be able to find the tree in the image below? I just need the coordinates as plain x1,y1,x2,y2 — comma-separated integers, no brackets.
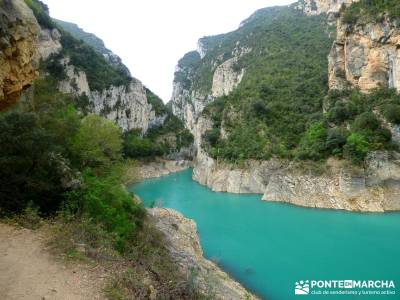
69,114,123,170
0,113,66,215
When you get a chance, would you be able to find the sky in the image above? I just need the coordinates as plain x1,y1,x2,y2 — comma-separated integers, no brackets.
45,0,294,102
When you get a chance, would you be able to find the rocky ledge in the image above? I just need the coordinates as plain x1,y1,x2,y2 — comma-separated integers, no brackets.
193,150,400,212
136,159,192,180
148,208,259,300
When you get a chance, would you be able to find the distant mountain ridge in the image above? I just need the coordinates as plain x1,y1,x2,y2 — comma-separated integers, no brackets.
54,19,131,78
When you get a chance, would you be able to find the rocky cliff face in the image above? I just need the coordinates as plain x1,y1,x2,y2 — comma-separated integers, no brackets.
148,208,258,300
171,41,247,135
57,57,160,133
193,150,400,212
299,0,357,17
176,1,400,212
329,15,400,92
35,19,165,134
0,0,39,110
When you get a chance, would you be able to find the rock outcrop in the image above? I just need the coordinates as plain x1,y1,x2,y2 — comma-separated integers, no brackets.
193,151,400,212
299,0,357,17
171,43,247,136
329,15,400,92
136,159,192,180
148,208,258,300
37,28,61,60
0,0,39,110
211,57,244,97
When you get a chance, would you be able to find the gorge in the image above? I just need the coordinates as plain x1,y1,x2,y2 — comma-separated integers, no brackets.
1,0,400,299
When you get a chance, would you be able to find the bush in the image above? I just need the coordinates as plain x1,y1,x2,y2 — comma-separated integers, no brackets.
295,123,328,160
123,131,164,158
326,128,348,157
0,112,67,216
64,169,145,251
203,128,221,147
352,112,380,132
69,115,123,171
382,104,400,124
344,133,370,164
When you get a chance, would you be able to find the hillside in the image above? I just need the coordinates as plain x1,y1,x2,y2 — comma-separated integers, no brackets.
54,19,131,78
172,5,335,161
171,0,400,212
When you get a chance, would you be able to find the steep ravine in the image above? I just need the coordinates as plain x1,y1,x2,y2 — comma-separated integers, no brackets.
171,0,400,212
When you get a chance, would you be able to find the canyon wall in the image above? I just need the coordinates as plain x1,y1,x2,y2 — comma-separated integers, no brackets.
36,20,165,134
0,0,39,110
173,1,400,212
329,16,400,92
193,148,400,212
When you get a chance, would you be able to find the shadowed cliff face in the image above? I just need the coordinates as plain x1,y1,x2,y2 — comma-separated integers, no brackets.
0,0,39,110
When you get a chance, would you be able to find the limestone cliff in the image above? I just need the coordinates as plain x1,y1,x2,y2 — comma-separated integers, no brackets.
57,57,160,133
329,15,400,92
298,0,357,17
172,1,400,212
33,15,166,133
148,208,259,300
193,149,400,212
0,0,39,110
171,38,248,135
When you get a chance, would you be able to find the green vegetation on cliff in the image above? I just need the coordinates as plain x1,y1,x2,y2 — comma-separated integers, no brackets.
197,7,333,161
123,114,193,159
25,0,132,91
342,0,400,24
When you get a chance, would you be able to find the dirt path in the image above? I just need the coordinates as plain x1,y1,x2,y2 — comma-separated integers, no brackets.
0,223,106,300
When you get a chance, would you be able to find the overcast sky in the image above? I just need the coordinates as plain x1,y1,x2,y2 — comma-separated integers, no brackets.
45,0,294,102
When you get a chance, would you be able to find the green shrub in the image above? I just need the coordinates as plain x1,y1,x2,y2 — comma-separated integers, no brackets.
203,128,221,147
123,131,163,158
382,104,400,124
0,112,66,215
64,169,145,251
295,122,328,160
352,112,380,132
69,114,123,171
342,0,400,25
326,128,348,157
344,133,370,164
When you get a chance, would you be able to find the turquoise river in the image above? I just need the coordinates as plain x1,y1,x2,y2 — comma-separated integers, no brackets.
129,169,400,300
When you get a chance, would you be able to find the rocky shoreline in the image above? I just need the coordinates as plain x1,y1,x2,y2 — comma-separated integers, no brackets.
193,150,400,212
135,159,192,180
148,208,259,300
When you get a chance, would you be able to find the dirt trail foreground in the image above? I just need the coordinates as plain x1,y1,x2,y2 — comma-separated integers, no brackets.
0,223,106,300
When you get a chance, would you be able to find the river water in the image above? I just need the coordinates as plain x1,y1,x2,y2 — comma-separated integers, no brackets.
129,169,400,300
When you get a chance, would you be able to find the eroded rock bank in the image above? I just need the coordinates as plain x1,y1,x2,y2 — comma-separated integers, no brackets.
135,159,192,180
148,208,259,300
193,150,400,212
